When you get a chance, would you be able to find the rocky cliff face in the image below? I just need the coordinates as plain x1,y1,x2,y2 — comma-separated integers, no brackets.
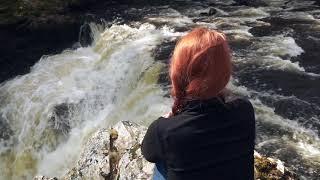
34,121,297,180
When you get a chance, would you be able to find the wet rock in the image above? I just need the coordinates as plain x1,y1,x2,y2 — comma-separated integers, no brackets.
35,121,296,180
78,14,102,47
233,0,267,7
49,103,76,136
63,129,110,180
34,176,58,180
199,7,217,16
153,40,175,90
79,23,93,47
153,40,176,63
0,116,13,141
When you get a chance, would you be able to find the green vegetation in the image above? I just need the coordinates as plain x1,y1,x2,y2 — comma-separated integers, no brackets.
0,0,88,27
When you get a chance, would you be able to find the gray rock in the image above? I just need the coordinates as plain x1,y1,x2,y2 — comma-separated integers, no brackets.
254,151,297,179
199,7,217,16
35,121,295,180
46,121,154,180
49,103,75,136
34,176,58,180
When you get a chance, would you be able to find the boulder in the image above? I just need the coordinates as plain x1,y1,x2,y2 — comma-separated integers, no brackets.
49,103,76,136
35,121,153,180
79,23,94,47
199,7,217,16
35,121,296,180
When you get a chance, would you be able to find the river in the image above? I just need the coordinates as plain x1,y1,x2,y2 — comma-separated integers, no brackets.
0,0,319,179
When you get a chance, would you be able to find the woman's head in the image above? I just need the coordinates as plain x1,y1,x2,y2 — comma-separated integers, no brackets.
170,27,232,115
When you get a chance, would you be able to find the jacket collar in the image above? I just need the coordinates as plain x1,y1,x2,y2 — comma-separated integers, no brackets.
181,96,226,113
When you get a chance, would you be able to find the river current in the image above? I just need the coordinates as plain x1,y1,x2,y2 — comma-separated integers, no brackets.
0,0,320,179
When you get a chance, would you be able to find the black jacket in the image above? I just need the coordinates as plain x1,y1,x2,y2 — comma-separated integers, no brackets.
141,97,255,180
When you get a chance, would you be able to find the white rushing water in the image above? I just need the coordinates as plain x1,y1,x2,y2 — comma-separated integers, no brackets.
0,23,182,179
228,79,320,173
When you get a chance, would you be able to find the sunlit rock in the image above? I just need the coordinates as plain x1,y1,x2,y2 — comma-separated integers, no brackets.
35,121,296,180
59,121,152,180
254,151,296,180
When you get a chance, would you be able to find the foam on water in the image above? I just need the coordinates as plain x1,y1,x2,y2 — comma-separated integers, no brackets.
279,11,317,22
228,79,320,169
208,7,270,38
233,55,310,74
232,34,320,76
146,8,193,28
0,23,180,179
148,3,320,176
253,35,304,58
230,7,270,18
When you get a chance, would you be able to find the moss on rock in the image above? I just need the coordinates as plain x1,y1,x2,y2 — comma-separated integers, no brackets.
254,151,297,180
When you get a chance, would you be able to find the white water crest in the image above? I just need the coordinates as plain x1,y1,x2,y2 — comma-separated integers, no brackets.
0,23,180,179
227,79,320,167
230,7,270,17
253,99,320,168
146,7,193,28
254,35,304,58
232,35,320,76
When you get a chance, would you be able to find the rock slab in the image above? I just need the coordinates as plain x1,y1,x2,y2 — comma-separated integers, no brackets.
35,121,296,180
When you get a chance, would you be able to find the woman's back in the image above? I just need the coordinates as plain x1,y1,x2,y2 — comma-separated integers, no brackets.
142,97,255,180
141,27,256,180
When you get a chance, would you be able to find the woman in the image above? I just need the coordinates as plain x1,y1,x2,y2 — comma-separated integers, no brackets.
141,27,255,180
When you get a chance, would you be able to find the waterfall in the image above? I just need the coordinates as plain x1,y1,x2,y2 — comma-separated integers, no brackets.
0,23,180,179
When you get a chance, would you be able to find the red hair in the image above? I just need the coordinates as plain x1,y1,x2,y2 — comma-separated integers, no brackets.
170,27,232,115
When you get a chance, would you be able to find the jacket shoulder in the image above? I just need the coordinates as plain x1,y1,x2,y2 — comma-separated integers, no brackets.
226,97,254,111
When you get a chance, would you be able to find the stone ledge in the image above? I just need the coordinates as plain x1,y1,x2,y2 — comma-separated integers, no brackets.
35,121,297,180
